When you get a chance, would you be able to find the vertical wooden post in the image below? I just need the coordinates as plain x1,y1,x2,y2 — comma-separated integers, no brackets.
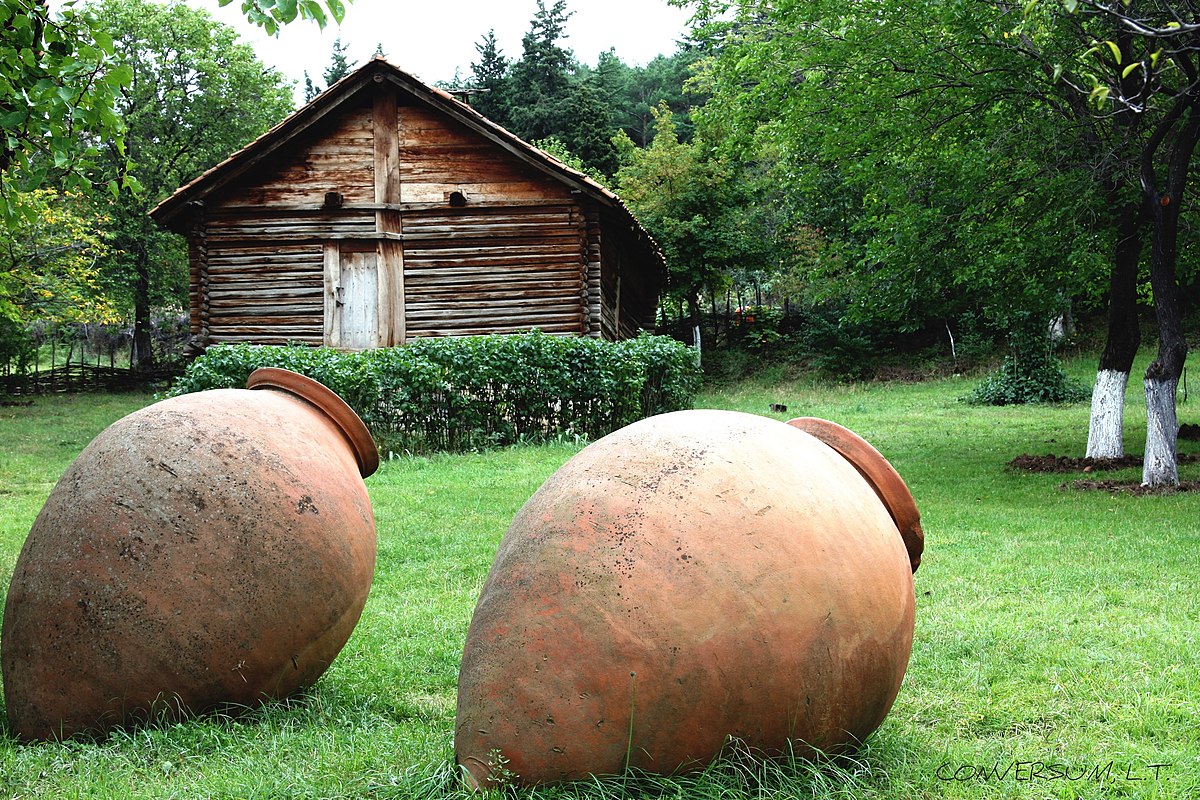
373,81,406,346
323,243,342,348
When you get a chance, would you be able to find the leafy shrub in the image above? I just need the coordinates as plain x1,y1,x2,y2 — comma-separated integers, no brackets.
965,318,1088,406
166,332,701,453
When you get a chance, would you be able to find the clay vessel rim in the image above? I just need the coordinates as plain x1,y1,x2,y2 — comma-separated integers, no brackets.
785,416,923,573
247,367,379,478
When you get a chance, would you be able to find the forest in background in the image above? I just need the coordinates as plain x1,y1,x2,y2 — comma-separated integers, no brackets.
6,0,1200,484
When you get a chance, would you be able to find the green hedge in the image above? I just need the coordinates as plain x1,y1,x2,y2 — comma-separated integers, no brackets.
165,332,701,454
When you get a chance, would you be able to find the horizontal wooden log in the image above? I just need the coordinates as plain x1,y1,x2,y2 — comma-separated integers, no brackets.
402,226,583,242
204,271,324,285
404,209,576,226
208,334,324,345
405,240,582,257
207,199,578,215
408,325,582,339
206,233,404,247
406,295,581,314
401,183,572,205
405,280,582,297
207,257,324,270
209,301,322,314
208,315,323,326
210,222,377,237
208,285,323,300
404,310,582,326
405,265,582,279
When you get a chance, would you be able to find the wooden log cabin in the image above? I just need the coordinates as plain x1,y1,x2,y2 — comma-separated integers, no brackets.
151,57,665,351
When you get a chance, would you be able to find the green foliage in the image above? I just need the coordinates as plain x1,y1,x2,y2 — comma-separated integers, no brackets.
966,317,1089,405
166,332,701,453
217,0,349,35
687,0,1110,338
615,105,769,323
463,7,696,178
507,0,575,142
92,0,294,369
0,0,345,228
0,0,131,228
0,311,35,378
0,188,115,332
531,135,608,186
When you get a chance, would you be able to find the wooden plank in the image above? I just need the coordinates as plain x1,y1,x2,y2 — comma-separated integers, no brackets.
205,199,576,215
404,241,583,257
207,316,323,326
208,286,324,299
324,243,340,347
404,309,581,325
406,297,579,315
206,233,405,247
209,302,322,314
401,182,572,205
374,90,402,206
381,238,406,346
404,280,583,296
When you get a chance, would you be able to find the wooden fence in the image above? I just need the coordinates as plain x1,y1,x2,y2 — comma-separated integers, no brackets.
1,364,183,397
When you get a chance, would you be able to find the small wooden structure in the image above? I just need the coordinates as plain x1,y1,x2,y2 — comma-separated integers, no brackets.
151,58,665,351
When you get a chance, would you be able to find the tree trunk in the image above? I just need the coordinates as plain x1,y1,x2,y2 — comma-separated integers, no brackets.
1086,202,1142,459
131,253,155,373
1139,101,1200,487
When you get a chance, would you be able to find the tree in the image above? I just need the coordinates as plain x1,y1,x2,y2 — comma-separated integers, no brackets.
323,35,355,86
0,1,131,228
303,35,357,101
0,0,347,226
0,188,117,376
0,188,115,326
692,2,1107,325
468,29,512,124
93,0,293,369
1016,0,1200,485
615,105,768,346
508,0,576,141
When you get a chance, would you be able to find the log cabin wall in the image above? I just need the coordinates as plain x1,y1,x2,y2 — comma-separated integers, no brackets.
200,104,377,346
396,101,591,338
156,60,663,353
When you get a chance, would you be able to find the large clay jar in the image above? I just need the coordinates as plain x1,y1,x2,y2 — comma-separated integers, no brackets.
2,368,378,741
455,409,923,787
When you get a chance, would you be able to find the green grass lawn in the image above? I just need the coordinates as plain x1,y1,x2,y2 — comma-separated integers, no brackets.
1,358,1197,799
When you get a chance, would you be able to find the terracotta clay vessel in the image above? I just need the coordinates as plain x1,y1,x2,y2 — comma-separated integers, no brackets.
2,368,378,741
455,409,923,787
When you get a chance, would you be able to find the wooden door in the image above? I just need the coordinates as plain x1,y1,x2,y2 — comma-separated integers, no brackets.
325,244,384,350
337,250,378,349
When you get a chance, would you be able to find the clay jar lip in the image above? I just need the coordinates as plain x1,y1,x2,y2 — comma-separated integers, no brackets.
247,367,380,478
786,417,924,573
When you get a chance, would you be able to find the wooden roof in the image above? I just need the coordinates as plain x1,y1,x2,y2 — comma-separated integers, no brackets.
151,57,664,272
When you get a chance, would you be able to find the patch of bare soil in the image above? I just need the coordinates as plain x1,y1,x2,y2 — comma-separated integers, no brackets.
1007,453,1200,473
1062,479,1200,495
1008,454,1140,472
1007,452,1200,493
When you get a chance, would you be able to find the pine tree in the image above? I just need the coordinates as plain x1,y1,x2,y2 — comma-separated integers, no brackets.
508,0,575,141
303,71,320,103
322,35,355,87
469,29,511,124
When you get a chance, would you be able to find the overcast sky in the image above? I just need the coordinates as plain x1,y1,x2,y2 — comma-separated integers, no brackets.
185,0,694,101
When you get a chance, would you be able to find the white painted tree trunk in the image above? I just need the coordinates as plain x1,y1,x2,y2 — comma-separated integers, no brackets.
1085,369,1129,459
1142,376,1180,486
